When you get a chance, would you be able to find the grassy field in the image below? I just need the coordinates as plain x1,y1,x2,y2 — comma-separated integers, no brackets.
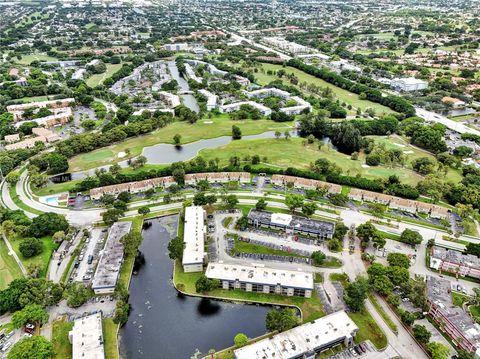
11,236,57,278
0,238,23,290
257,63,394,115
33,180,82,197
14,53,58,65
52,318,73,359
231,239,305,258
86,63,123,87
68,117,294,171
103,318,119,359
349,309,388,349
198,137,433,185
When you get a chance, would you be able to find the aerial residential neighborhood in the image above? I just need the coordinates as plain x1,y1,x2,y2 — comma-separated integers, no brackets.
0,0,480,359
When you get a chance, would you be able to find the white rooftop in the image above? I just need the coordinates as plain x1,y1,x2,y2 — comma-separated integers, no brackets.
205,262,313,289
270,212,292,226
234,311,358,359
182,206,205,266
393,77,427,85
70,313,105,359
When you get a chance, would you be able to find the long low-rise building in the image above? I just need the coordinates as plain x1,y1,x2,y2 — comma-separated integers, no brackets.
271,174,341,194
185,172,250,185
430,246,480,279
182,206,205,273
348,188,449,219
248,209,335,239
219,101,272,116
233,310,358,359
89,172,250,200
13,108,72,129
198,89,218,111
206,262,314,297
69,312,105,359
427,276,480,355
7,98,75,122
92,221,132,294
245,88,312,115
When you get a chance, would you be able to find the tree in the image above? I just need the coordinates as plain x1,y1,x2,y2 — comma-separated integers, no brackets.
168,236,185,260
265,308,298,332
400,310,417,326
344,276,369,312
387,253,411,268
327,239,342,252
285,194,304,212
5,171,20,186
195,275,219,293
412,157,437,175
19,238,44,258
311,251,326,266
234,333,248,348
113,300,130,326
301,202,317,217
284,130,291,140
413,324,431,344
426,342,450,359
138,206,150,216
400,229,423,246
66,283,91,308
28,213,68,238
117,192,132,203
45,153,69,174
232,125,242,139
275,130,281,139
173,133,182,146
121,231,142,257
102,209,123,225
52,231,66,243
11,304,49,328
224,194,238,209
255,198,267,211
7,336,53,359
356,222,377,249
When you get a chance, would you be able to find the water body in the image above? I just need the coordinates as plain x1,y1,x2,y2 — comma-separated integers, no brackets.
120,216,269,359
168,60,200,113
142,130,297,164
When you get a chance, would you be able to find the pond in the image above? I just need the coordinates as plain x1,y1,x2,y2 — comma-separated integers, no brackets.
168,60,200,113
120,215,269,359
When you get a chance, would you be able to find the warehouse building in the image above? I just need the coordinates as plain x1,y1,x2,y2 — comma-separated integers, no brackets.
92,221,132,294
69,312,105,359
182,206,206,273
233,310,358,359
247,209,335,239
205,262,314,297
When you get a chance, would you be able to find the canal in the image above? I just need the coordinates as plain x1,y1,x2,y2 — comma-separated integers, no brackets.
168,60,200,113
120,215,269,359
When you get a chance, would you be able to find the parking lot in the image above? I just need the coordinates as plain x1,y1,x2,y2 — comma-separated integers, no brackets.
325,342,374,359
70,227,107,284
0,327,23,358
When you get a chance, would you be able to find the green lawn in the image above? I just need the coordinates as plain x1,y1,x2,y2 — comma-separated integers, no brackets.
0,238,24,290
368,293,398,334
33,180,82,197
68,117,294,171
14,53,58,65
9,184,43,215
452,291,470,307
349,310,388,350
52,319,73,359
257,63,394,115
86,64,123,87
198,137,432,185
10,236,57,277
231,239,305,258
469,305,480,323
103,318,119,359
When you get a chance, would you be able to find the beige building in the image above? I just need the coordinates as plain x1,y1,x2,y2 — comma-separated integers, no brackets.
182,206,206,273
69,312,105,359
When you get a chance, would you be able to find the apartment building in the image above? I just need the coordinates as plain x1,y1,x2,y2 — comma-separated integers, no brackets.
271,174,341,194
206,262,314,297
182,206,205,273
430,246,480,279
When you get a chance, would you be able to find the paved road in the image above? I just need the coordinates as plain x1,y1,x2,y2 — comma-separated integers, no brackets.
416,107,480,136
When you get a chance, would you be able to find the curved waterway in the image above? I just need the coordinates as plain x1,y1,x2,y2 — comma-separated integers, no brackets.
168,60,200,113
120,215,269,359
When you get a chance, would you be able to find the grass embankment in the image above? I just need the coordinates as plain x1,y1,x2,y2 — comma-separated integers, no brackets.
0,238,23,289
103,318,119,359
8,184,43,215
199,137,429,185
10,236,57,278
173,260,325,323
451,291,480,323
329,273,387,350
368,293,398,334
52,318,74,359
68,117,294,171
32,180,82,197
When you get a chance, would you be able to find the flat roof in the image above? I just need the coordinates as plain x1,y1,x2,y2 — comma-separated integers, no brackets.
248,209,335,236
234,311,358,359
182,206,205,266
205,262,313,290
70,312,105,359
92,222,132,290
431,246,480,270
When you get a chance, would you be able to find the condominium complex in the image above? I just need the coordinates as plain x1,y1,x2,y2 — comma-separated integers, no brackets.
427,276,480,355
69,312,105,359
430,246,480,279
271,174,342,194
182,206,206,273
233,311,358,359
205,262,314,297
92,221,132,294
391,77,428,92
248,209,335,239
